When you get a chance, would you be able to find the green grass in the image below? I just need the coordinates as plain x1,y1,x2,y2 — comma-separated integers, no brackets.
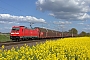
0,34,11,42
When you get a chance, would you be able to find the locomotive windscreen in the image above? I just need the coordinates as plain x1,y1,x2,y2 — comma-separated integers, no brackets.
12,27,19,31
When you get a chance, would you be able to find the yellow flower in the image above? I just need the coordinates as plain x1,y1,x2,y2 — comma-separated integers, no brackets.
2,45,4,49
0,49,2,53
0,54,2,57
3,58,7,60
0,58,2,60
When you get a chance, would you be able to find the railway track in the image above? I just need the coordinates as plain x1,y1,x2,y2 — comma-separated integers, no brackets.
0,39,45,47
0,38,59,48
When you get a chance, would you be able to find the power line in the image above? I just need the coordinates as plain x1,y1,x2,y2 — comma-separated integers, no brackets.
0,6,17,14
0,0,28,15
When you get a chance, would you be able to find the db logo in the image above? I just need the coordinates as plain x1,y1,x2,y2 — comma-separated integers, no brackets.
40,32,43,35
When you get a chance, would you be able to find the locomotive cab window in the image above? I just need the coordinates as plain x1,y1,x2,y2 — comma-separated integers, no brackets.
12,28,19,31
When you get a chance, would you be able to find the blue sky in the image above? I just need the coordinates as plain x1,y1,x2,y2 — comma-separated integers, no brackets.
0,0,90,33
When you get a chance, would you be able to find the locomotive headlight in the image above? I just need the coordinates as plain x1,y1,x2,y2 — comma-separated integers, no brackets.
16,33,19,34
11,33,19,34
11,33,14,34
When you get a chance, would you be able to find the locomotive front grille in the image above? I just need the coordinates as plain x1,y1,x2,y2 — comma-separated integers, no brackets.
10,36,20,40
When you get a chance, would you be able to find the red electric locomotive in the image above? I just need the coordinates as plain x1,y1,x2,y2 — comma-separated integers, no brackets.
10,26,39,41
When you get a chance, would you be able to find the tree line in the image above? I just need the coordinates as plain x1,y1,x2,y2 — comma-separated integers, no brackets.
68,28,90,37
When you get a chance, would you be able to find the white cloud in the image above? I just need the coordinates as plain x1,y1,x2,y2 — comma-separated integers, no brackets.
83,28,90,30
0,21,19,24
0,21,6,24
78,23,84,25
87,24,90,27
53,21,72,25
4,27,12,30
0,28,2,30
0,14,46,33
0,14,46,24
53,21,72,29
36,0,90,20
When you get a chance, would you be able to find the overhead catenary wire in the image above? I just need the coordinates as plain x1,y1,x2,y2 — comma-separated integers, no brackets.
0,6,17,14
0,0,29,15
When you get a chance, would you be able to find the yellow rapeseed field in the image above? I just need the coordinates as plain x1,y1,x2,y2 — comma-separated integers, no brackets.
0,37,90,60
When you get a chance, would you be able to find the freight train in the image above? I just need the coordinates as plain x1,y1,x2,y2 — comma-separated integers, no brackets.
10,26,75,41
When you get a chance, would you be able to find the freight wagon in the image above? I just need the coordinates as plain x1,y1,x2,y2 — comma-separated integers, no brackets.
10,26,72,41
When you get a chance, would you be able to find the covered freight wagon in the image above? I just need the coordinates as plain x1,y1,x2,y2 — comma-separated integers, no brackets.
35,27,62,38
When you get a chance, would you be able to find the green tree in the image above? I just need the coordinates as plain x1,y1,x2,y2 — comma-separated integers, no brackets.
79,31,87,37
86,33,90,36
69,28,78,34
